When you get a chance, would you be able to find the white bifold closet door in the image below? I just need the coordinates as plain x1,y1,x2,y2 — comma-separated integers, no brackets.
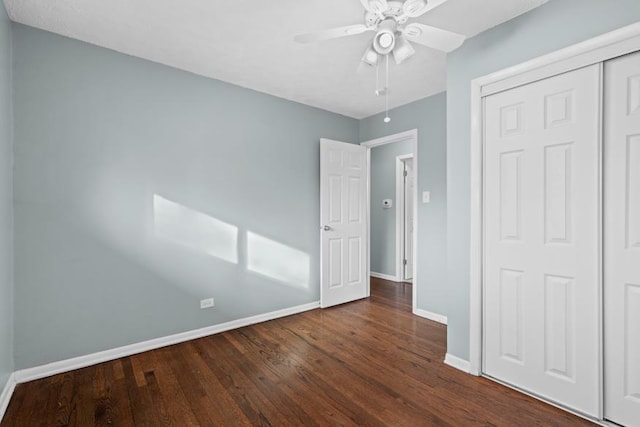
484,65,601,417
604,51,640,427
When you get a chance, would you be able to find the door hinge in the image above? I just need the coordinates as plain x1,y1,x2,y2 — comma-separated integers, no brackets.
403,259,407,265
403,170,408,177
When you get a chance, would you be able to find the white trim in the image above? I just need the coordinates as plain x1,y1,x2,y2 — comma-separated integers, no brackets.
596,61,605,422
469,21,640,380
366,147,372,298
361,129,418,313
0,373,16,422
396,154,414,282
360,129,417,148
469,83,483,376
13,301,319,384
413,308,447,325
479,22,640,97
396,157,404,282
370,271,401,282
444,353,471,373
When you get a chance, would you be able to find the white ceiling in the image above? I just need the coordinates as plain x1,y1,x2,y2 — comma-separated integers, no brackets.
4,0,548,119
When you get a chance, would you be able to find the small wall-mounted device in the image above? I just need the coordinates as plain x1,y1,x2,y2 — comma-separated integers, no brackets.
200,298,214,309
382,199,393,209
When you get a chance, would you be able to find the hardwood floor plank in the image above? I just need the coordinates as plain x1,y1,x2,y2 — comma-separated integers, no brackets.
245,320,452,426
104,361,136,427
179,340,252,426
142,349,200,427
1,277,595,426
232,324,388,426
202,336,319,426
161,344,232,425
10,379,45,426
122,356,165,426
30,377,62,427
69,367,95,426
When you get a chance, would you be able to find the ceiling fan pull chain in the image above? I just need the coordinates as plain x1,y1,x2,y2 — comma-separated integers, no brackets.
384,54,391,123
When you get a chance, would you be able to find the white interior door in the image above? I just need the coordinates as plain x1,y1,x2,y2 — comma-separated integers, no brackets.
320,139,368,308
483,65,601,417
404,159,414,280
604,51,640,427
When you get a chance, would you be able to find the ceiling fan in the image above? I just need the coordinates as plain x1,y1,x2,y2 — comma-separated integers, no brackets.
294,0,466,66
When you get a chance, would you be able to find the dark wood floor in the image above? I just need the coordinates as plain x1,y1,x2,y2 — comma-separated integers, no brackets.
2,278,594,426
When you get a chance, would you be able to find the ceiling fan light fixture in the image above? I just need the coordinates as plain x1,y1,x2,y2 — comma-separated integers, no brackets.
362,47,379,66
392,35,415,64
403,0,429,17
373,29,396,54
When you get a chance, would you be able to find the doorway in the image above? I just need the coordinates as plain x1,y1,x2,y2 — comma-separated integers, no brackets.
361,129,418,312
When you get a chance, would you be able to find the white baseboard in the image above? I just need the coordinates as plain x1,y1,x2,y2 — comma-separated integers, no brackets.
444,353,471,373
0,373,16,422
370,271,401,282
14,301,320,384
413,308,448,325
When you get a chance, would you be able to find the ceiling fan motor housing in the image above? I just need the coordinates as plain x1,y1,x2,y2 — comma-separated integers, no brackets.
365,1,409,28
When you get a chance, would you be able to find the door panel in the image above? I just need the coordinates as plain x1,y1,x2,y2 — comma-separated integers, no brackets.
544,143,573,244
484,65,601,417
320,139,368,308
499,268,524,363
605,51,640,427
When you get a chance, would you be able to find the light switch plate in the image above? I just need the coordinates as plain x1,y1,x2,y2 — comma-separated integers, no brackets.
422,191,431,203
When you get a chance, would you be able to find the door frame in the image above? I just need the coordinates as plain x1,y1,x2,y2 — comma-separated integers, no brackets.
361,129,418,312
396,154,414,281
468,20,640,423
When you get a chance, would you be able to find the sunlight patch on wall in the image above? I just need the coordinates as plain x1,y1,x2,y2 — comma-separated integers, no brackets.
153,195,238,264
247,232,310,288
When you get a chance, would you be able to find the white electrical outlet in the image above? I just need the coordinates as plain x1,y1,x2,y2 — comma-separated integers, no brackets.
200,298,214,309
422,191,431,203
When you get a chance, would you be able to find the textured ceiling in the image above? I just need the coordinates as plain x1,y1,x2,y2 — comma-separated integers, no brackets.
4,0,548,119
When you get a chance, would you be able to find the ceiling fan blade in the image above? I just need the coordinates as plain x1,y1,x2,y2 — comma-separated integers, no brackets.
403,0,449,18
360,0,389,14
403,23,465,52
294,24,372,43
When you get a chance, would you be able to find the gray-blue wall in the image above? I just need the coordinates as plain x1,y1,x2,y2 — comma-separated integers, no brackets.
360,93,448,318
12,24,359,369
370,139,412,277
0,0,13,393
446,0,640,361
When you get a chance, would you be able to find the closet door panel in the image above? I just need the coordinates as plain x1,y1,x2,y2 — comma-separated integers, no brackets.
484,65,601,417
605,51,640,427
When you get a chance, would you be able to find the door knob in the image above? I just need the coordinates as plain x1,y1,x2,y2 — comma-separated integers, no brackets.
322,225,331,231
